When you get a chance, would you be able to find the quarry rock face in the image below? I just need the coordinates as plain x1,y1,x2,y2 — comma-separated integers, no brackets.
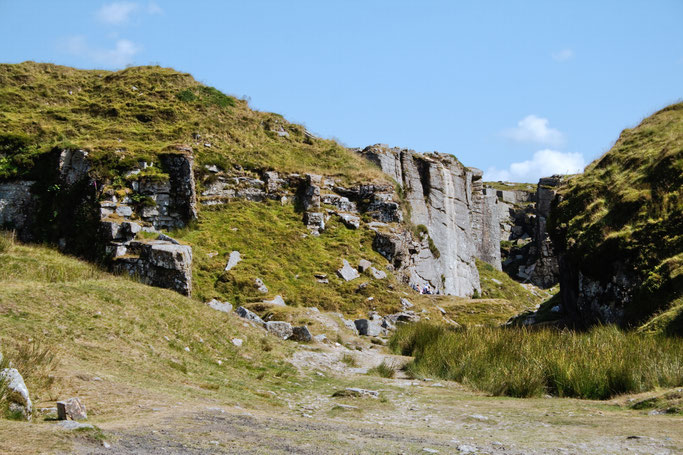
0,181,35,234
529,176,561,287
360,145,505,296
113,240,193,296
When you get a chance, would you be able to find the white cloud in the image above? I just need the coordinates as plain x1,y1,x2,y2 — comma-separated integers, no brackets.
484,149,586,183
502,115,565,147
94,39,140,66
62,36,140,68
551,48,574,62
97,2,140,25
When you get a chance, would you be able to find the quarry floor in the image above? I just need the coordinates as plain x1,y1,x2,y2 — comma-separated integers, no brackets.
2,342,681,455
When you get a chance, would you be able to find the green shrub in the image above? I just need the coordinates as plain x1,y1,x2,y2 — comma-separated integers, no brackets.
390,322,683,399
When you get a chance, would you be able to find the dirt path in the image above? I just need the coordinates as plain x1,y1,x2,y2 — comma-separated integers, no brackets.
65,341,683,455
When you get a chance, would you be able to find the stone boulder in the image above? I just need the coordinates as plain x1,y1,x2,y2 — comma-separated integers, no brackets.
57,397,87,421
0,368,32,420
339,213,360,229
254,278,268,293
265,321,293,339
206,299,232,313
354,319,382,337
236,306,265,325
291,326,313,342
358,259,372,272
263,295,286,306
224,250,241,271
370,267,387,279
303,212,325,233
337,259,360,281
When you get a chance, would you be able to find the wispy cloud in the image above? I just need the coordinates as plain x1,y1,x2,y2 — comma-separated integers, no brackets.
502,115,565,147
551,48,574,62
485,149,585,183
97,2,140,25
63,35,140,68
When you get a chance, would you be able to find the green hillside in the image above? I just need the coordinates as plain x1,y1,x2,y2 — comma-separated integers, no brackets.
549,103,683,332
0,62,384,184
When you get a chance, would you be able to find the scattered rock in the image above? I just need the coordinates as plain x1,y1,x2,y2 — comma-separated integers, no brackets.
370,267,387,279
235,306,265,325
423,449,439,454
57,397,87,421
265,321,293,339
291,326,313,342
157,233,179,244
457,445,478,453
231,338,243,347
0,368,32,420
339,213,360,229
337,259,360,281
334,387,379,398
263,295,286,306
313,334,327,343
358,259,372,272
254,278,269,293
58,420,94,430
354,319,382,337
206,299,232,313
400,298,414,309
224,251,241,271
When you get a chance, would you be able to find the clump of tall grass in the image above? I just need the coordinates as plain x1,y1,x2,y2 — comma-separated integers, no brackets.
368,360,397,378
390,322,683,399
0,230,15,254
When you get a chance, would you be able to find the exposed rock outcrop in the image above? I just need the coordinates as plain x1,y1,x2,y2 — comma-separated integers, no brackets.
360,145,504,296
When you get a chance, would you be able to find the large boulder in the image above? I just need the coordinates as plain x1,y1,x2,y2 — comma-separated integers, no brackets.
291,326,313,342
0,368,32,420
265,321,293,339
354,319,382,337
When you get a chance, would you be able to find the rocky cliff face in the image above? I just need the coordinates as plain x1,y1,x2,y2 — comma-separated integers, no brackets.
360,144,504,296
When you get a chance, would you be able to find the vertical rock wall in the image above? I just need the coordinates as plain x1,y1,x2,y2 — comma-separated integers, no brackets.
361,144,502,296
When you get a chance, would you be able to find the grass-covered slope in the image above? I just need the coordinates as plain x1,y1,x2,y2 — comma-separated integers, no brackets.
549,102,683,330
0,232,297,421
0,62,384,183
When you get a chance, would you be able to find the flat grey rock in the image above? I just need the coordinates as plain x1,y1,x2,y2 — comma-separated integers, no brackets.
224,251,241,271
337,259,360,281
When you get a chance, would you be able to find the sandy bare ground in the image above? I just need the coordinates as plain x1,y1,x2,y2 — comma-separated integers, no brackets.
58,342,683,455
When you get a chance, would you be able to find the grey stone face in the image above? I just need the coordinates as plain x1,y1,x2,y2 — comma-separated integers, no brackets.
291,326,313,342
0,181,35,232
0,368,32,420
370,267,387,279
235,306,265,325
224,251,241,271
358,259,372,272
265,321,293,339
360,145,487,297
56,397,87,421
206,299,232,313
354,319,382,336
337,259,360,281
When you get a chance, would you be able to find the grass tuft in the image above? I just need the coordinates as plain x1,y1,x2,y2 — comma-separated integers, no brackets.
390,322,683,399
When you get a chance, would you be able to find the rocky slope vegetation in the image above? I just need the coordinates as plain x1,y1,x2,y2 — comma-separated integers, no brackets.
0,62,532,314
548,103,683,334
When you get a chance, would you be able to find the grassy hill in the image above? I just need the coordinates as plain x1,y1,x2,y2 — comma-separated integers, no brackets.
0,62,384,184
549,102,683,333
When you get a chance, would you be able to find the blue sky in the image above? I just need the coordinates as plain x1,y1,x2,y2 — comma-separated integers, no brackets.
1,1,681,182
